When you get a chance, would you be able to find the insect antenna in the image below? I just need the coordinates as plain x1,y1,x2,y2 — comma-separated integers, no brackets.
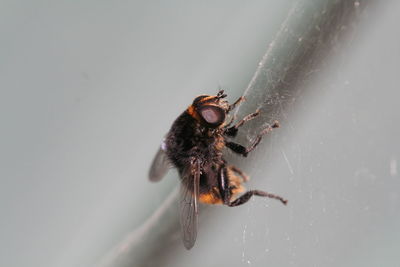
217,90,227,99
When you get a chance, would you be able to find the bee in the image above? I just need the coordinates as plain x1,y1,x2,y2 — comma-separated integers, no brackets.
149,90,287,250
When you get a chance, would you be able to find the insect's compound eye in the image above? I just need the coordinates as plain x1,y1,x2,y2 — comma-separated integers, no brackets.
198,105,225,126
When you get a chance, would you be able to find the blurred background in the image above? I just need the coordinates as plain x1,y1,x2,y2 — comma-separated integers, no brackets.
1,0,399,267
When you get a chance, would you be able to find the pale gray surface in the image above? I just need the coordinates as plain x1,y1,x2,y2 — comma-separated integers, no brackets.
0,1,291,267
1,1,399,267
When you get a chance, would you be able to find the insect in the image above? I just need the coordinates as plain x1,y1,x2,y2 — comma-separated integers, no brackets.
149,90,287,249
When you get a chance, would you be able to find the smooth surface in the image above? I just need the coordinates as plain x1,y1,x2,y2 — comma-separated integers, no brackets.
140,1,400,267
0,1,291,267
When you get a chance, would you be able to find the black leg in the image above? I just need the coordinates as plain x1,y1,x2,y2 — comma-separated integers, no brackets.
218,166,232,205
229,165,249,182
225,141,248,156
228,96,246,112
217,90,227,99
225,109,260,137
228,190,287,207
244,120,279,153
226,120,279,156
233,109,260,129
224,115,236,128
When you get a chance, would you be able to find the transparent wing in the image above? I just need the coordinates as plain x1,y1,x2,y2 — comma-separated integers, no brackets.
148,141,170,182
179,160,201,250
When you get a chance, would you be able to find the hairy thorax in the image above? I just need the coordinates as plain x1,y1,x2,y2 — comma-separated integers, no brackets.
166,111,225,170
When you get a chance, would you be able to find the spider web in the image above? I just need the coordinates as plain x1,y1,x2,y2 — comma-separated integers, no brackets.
96,1,383,266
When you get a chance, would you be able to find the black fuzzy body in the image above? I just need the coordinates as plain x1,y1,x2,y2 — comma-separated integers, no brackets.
165,111,224,195
149,91,287,250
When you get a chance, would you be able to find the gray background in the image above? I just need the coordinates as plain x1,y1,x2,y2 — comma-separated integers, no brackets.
1,1,399,267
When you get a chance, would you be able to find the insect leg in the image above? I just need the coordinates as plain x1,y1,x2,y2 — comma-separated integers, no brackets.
225,109,261,137
228,190,287,207
228,96,246,112
218,166,232,205
224,115,236,128
225,142,248,156
217,89,227,98
243,120,279,153
229,165,249,182
226,120,279,156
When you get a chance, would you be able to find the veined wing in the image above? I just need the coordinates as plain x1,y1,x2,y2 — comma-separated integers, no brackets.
179,159,201,250
148,140,170,182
